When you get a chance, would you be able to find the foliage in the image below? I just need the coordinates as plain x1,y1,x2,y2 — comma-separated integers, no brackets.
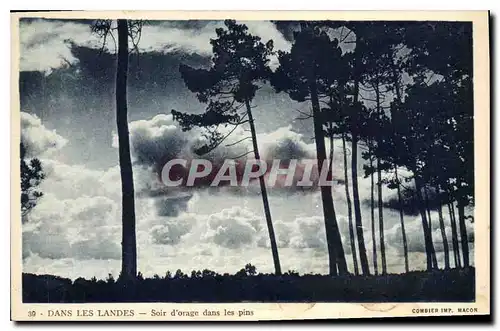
272,23,348,103
179,20,273,103
20,143,45,216
171,19,274,154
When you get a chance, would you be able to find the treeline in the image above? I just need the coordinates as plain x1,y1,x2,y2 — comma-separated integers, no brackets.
22,265,475,303
172,20,474,276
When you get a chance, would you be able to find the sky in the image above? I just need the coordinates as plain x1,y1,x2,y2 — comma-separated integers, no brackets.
19,18,474,280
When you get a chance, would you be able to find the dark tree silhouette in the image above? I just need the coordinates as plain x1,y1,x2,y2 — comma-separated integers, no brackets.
342,133,359,275
395,81,439,271
325,56,360,276
364,83,390,275
423,187,438,268
91,19,144,282
346,22,412,273
385,38,411,273
350,83,370,275
403,22,474,267
323,98,359,276
448,200,462,267
316,21,473,273
437,192,451,270
367,136,378,275
322,79,359,275
360,108,392,275
20,142,44,216
115,19,137,282
343,22,376,276
272,23,348,275
355,22,407,275
171,20,282,275
22,266,475,303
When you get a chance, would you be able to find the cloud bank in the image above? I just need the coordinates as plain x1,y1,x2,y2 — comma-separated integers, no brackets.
114,113,345,191
19,19,291,73
21,109,474,280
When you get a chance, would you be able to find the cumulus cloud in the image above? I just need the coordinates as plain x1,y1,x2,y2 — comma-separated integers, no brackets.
21,112,67,157
355,167,416,210
268,220,293,248
256,213,329,252
256,213,354,256
154,195,194,217
20,19,291,73
23,221,71,260
203,207,262,249
20,111,475,278
116,113,254,170
114,114,192,167
289,216,327,249
23,141,474,279
21,159,179,262
150,217,194,245
23,193,121,260
259,125,315,161
19,19,102,72
140,21,290,57
71,226,121,260
386,215,428,254
243,21,291,53
22,167,476,278
36,159,119,199
385,206,475,269
117,114,341,191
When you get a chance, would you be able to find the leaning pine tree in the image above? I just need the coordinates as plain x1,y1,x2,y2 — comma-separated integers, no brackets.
171,20,282,275
344,22,373,276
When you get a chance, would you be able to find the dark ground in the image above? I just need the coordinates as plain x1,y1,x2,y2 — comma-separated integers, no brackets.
22,266,475,303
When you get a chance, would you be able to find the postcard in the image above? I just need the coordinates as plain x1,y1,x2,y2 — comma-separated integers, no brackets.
11,10,490,321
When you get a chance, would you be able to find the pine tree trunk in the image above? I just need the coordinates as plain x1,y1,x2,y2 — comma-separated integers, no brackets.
457,197,470,267
308,76,347,275
326,127,338,275
369,144,378,275
414,178,436,271
437,195,450,270
245,99,281,275
395,166,409,272
373,83,386,275
328,124,334,183
389,63,408,272
376,158,387,274
116,19,137,282
424,187,438,269
448,199,461,268
342,133,359,275
352,80,370,275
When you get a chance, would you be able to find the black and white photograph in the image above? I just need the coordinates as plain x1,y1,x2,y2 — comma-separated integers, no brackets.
11,10,490,321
